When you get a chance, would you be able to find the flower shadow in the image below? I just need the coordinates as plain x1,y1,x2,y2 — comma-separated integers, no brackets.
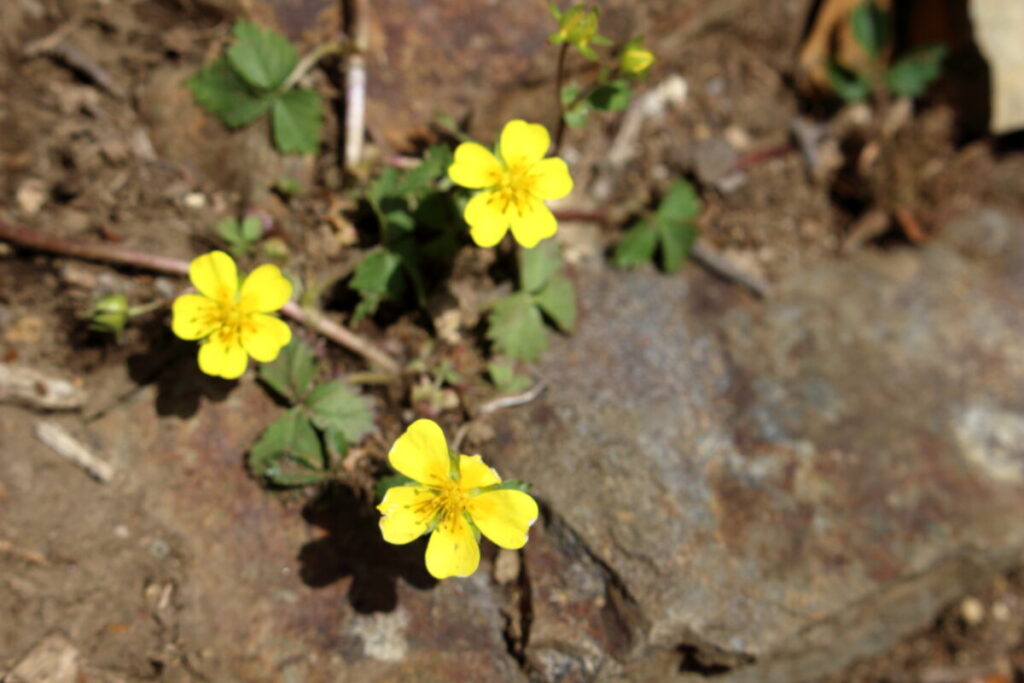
298,482,438,614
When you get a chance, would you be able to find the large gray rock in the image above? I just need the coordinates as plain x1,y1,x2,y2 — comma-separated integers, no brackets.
487,211,1024,681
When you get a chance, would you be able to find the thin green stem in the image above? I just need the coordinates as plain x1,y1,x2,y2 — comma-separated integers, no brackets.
552,42,570,153
280,41,347,93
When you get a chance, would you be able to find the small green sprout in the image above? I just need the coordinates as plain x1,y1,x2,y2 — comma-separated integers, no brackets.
614,179,701,274
487,240,577,362
249,337,375,487
548,4,610,60
215,215,263,258
188,21,332,154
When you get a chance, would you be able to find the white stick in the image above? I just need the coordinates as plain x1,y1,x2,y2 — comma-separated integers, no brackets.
34,421,114,483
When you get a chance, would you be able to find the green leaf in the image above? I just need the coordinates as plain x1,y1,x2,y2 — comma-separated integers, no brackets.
259,337,319,403
850,2,889,58
226,21,298,91
187,57,274,128
216,217,242,244
613,220,659,268
826,60,871,102
265,469,329,487
886,45,947,98
350,248,405,320
564,104,590,128
398,145,453,197
249,408,323,476
487,292,548,362
323,427,348,466
588,79,632,112
375,473,417,502
240,216,262,242
303,380,375,443
657,179,701,222
657,219,698,274
487,360,532,394
534,274,577,332
519,239,563,293
560,83,581,107
271,88,322,154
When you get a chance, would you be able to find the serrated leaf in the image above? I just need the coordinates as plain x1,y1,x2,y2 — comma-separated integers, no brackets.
588,79,632,112
226,21,297,91
885,45,947,98
398,145,453,197
259,337,319,403
303,380,375,443
826,60,871,102
323,427,348,466
350,248,405,320
271,88,322,154
534,274,577,332
657,179,701,223
560,83,581,107
850,2,889,58
188,58,274,128
519,239,563,293
487,361,533,394
657,219,698,274
613,220,659,268
487,292,549,362
249,408,323,475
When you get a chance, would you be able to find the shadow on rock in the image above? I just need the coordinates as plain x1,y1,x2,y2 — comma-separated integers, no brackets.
127,328,234,418
298,482,438,613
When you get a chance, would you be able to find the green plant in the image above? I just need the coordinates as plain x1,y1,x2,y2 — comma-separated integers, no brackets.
188,21,333,154
614,179,700,273
249,338,375,487
215,215,262,258
487,240,577,362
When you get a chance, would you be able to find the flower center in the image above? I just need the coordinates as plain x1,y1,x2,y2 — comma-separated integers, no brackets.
208,300,254,347
433,480,469,526
493,161,538,215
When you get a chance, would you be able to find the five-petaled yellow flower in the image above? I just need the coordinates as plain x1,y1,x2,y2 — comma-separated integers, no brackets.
448,119,573,249
377,419,539,579
172,250,292,380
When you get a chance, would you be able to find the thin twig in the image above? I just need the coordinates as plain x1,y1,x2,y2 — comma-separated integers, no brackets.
0,220,401,374
343,0,370,171
690,241,770,299
451,382,548,453
552,43,570,153
280,41,346,93
35,420,115,483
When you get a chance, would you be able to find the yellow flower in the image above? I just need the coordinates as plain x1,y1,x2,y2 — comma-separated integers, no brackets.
620,37,655,76
171,250,292,380
377,419,539,579
448,120,573,249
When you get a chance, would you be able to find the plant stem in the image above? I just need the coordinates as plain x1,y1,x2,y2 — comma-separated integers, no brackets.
280,41,346,93
552,43,569,153
0,220,402,374
343,0,370,171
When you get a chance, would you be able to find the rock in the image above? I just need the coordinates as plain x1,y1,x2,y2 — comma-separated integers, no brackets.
5,633,79,683
486,210,1024,681
970,0,1024,134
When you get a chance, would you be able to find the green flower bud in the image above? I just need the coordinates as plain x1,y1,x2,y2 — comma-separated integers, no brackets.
90,293,129,335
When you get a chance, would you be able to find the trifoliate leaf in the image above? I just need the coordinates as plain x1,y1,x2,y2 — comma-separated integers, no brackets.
520,239,563,293
534,274,577,332
588,79,632,112
271,88,322,154
226,21,298,91
249,407,323,476
303,380,375,443
885,45,947,98
487,360,533,394
657,179,701,223
613,220,658,268
187,57,274,128
826,60,871,103
850,1,889,59
259,337,319,403
657,219,698,274
487,292,548,362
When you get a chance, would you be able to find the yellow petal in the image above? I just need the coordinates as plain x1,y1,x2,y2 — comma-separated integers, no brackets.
499,119,551,167
171,294,222,340
464,191,510,248
377,485,438,544
197,335,248,379
459,455,501,491
425,512,480,579
388,419,451,487
238,264,292,313
508,199,557,248
467,489,538,550
241,313,291,363
189,251,238,303
529,157,573,200
448,142,504,189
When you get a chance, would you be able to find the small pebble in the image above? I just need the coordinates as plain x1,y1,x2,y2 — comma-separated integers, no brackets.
991,601,1010,621
183,192,207,209
960,596,985,625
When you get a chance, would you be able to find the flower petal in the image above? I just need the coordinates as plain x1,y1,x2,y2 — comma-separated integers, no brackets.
197,335,249,379
467,489,539,550
189,251,238,303
171,294,222,340
241,313,291,363
425,512,480,578
388,419,451,487
499,119,551,167
529,157,573,200
508,199,557,248
239,264,292,313
464,191,510,248
459,455,501,491
448,142,504,189
377,485,438,544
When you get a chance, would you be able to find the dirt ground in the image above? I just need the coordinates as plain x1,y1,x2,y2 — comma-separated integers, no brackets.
3,0,1024,680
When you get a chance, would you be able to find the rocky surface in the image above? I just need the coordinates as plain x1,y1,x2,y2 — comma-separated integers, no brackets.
483,209,1024,681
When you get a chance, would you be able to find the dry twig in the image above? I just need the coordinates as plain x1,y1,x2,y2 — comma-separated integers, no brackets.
343,0,370,170
34,420,115,483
